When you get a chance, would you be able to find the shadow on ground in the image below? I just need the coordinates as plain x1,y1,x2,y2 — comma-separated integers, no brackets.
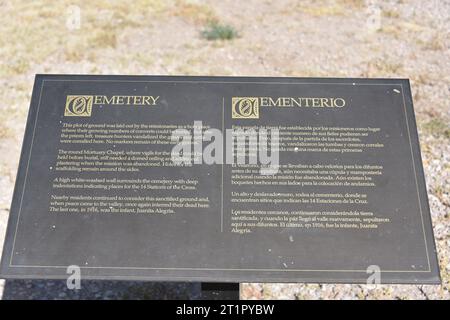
2,280,201,300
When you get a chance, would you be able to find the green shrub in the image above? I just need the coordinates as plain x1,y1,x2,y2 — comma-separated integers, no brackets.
201,21,238,40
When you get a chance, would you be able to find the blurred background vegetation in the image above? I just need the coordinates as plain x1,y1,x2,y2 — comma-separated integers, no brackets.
0,0,448,299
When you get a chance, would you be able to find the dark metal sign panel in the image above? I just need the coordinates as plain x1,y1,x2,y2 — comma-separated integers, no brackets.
0,75,440,284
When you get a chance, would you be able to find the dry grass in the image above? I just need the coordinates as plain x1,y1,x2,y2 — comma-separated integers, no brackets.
0,127,12,140
420,33,448,51
171,0,217,24
380,21,428,39
295,0,365,16
422,119,450,140
363,57,404,77
338,0,365,8
382,9,400,19
297,2,345,16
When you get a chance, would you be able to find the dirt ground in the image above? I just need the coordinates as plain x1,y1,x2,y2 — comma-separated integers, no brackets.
0,0,448,299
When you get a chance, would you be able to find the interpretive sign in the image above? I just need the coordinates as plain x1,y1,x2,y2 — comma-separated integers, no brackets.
0,75,440,284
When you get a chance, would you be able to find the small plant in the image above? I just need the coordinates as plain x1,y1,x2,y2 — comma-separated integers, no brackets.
201,21,238,41
423,119,450,139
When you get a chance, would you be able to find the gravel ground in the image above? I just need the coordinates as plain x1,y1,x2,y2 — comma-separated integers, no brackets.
0,0,449,299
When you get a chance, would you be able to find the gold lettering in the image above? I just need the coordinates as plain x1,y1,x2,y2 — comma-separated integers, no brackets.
291,98,302,107
320,98,331,107
268,97,280,107
312,98,321,107
133,96,142,105
103,96,114,104
149,96,159,105
115,96,125,104
94,95,103,104
334,98,346,107
260,97,270,107
142,96,151,105
256,97,346,108
304,98,311,107
282,97,291,107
